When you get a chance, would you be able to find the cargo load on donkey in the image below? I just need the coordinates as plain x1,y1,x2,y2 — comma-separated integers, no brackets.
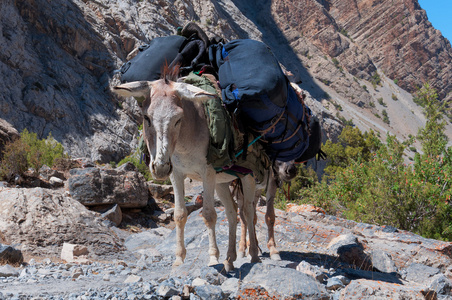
209,39,323,163
117,23,324,167
119,22,211,83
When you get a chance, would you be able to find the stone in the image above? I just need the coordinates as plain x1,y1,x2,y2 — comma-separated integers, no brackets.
0,264,19,277
239,263,328,299
0,244,23,265
147,183,173,199
156,280,180,298
296,260,328,282
124,275,142,283
0,187,124,257
429,274,452,297
193,285,224,300
68,167,149,208
124,228,171,252
71,267,84,279
100,204,122,226
326,276,345,291
403,263,441,284
220,278,239,297
49,176,64,187
370,249,398,273
337,243,372,270
192,278,208,287
338,279,430,299
199,266,226,285
60,243,89,263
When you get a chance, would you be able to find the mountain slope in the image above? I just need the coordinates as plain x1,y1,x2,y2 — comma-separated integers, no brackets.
0,0,451,161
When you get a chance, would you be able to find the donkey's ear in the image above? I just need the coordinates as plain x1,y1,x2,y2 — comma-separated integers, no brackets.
174,82,217,101
112,81,153,106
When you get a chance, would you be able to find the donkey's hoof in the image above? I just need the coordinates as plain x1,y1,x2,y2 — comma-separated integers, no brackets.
208,256,220,266
270,253,282,261
172,257,184,268
223,260,235,272
250,257,261,264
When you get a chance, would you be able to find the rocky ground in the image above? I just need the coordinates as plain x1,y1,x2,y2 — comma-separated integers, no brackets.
0,163,451,299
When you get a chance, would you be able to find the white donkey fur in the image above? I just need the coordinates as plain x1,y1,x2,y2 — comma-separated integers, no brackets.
113,79,259,271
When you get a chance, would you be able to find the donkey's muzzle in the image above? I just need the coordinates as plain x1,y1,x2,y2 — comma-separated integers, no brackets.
151,160,173,180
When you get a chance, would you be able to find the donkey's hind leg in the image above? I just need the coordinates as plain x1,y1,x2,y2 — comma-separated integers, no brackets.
216,182,238,272
241,175,260,263
265,177,281,261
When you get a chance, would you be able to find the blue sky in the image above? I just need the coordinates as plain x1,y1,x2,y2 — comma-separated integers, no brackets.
418,0,452,43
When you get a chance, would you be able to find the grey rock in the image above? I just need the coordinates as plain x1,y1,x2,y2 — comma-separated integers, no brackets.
156,280,180,298
124,228,171,252
296,260,328,282
68,167,148,208
429,274,452,296
0,187,124,258
220,278,239,297
327,234,359,254
326,276,345,291
240,263,329,299
193,285,224,300
199,266,226,285
337,243,372,271
100,204,122,226
403,263,441,284
370,249,398,273
0,264,19,277
147,183,173,199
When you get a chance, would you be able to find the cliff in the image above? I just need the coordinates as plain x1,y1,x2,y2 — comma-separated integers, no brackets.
0,0,451,159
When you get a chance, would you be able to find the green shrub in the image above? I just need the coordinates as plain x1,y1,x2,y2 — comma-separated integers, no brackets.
371,72,382,88
118,154,153,182
296,84,452,241
391,93,398,101
382,109,390,124
0,129,67,180
377,97,386,107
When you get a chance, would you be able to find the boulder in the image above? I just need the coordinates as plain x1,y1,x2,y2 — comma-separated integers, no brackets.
68,167,149,208
60,243,89,263
0,187,124,257
0,244,23,265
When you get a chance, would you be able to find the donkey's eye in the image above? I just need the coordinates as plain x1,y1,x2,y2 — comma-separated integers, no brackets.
175,118,182,127
143,115,151,127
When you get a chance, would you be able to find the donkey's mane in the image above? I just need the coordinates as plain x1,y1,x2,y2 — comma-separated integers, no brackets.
161,63,181,84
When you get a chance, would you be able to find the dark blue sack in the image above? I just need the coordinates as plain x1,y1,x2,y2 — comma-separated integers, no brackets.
213,39,311,162
119,35,187,83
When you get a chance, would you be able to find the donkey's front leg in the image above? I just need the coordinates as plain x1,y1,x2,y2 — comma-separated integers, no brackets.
170,170,187,267
265,178,281,261
202,167,219,266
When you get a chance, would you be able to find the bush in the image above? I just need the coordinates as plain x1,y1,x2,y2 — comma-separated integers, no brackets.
118,154,153,182
0,129,67,181
296,83,452,241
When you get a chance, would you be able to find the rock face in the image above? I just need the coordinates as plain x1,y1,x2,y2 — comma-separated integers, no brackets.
1,0,450,162
271,0,452,104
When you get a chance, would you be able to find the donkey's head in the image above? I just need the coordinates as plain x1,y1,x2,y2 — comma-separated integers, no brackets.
274,160,298,182
113,78,215,181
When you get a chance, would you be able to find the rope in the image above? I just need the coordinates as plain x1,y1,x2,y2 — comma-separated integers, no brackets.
234,134,263,158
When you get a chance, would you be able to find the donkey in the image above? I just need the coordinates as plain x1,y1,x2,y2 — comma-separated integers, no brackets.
235,160,298,261
112,76,259,272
